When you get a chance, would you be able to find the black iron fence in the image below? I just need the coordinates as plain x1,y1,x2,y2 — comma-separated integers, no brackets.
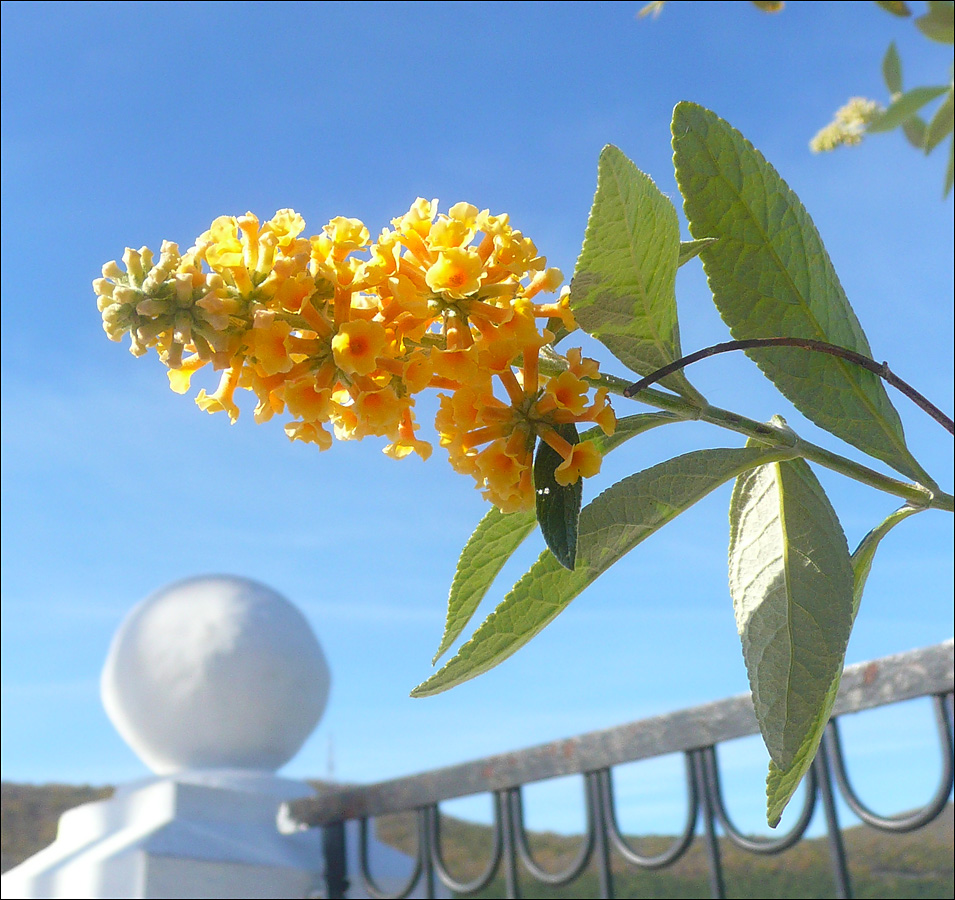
287,640,954,899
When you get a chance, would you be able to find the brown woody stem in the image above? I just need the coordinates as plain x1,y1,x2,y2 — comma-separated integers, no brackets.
623,338,954,435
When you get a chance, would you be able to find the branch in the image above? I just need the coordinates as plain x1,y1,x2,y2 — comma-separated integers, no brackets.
623,338,954,435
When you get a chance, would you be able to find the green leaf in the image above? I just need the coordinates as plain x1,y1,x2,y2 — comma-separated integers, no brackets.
765,503,921,826
945,134,954,196
729,455,854,777
882,42,903,95
876,0,912,17
414,446,781,697
433,506,537,665
672,102,930,485
915,0,954,43
924,87,954,153
534,423,582,570
432,413,678,664
902,114,928,148
867,85,948,133
571,144,704,403
848,504,922,618
678,238,718,267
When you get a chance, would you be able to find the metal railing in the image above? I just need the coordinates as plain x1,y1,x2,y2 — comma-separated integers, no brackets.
287,640,954,899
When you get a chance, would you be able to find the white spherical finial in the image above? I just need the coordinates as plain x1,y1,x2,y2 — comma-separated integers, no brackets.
101,575,330,774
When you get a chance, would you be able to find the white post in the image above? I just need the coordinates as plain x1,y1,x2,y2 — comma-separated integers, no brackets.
2,575,437,899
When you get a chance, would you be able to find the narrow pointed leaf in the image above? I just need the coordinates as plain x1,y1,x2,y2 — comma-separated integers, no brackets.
867,85,948,133
945,134,954,196
924,87,954,153
414,446,781,697
673,102,930,484
571,144,703,402
729,456,854,778
433,413,678,664
765,503,921,825
678,238,718,267
882,42,904,95
433,506,537,665
902,114,928,148
534,423,582,570
848,504,922,618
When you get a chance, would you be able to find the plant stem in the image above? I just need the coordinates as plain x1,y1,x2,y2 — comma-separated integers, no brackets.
537,354,954,513
623,338,955,435
699,402,950,512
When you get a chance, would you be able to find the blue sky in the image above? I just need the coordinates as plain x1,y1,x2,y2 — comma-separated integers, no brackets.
2,1,952,838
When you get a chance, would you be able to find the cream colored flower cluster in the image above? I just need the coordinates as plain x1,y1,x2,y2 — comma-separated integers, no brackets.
810,97,883,152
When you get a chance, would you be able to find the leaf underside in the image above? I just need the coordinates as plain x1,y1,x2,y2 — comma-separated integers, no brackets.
764,503,921,825
672,102,929,485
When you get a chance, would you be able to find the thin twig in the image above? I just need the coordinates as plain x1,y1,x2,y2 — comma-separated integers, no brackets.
623,338,954,435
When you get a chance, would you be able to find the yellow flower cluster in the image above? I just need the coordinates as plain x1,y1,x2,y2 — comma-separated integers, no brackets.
95,201,615,512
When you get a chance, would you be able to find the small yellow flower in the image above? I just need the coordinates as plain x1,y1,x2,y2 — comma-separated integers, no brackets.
284,379,333,423
247,311,294,376
167,355,207,395
195,367,242,423
554,441,603,486
285,420,333,450
425,248,484,298
354,385,406,437
331,319,388,376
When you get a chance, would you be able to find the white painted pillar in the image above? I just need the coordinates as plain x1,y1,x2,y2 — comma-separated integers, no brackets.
1,576,438,899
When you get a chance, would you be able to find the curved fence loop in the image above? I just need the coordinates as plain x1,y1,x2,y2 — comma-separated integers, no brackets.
427,796,504,895
509,777,596,885
599,753,698,869
358,811,425,900
825,692,955,833
293,643,954,899
702,744,817,853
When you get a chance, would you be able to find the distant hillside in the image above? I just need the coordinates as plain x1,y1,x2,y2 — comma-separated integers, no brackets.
2,783,113,874
371,803,953,899
3,782,952,898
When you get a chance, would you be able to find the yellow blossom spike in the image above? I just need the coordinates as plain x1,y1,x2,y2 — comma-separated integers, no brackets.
97,201,611,506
